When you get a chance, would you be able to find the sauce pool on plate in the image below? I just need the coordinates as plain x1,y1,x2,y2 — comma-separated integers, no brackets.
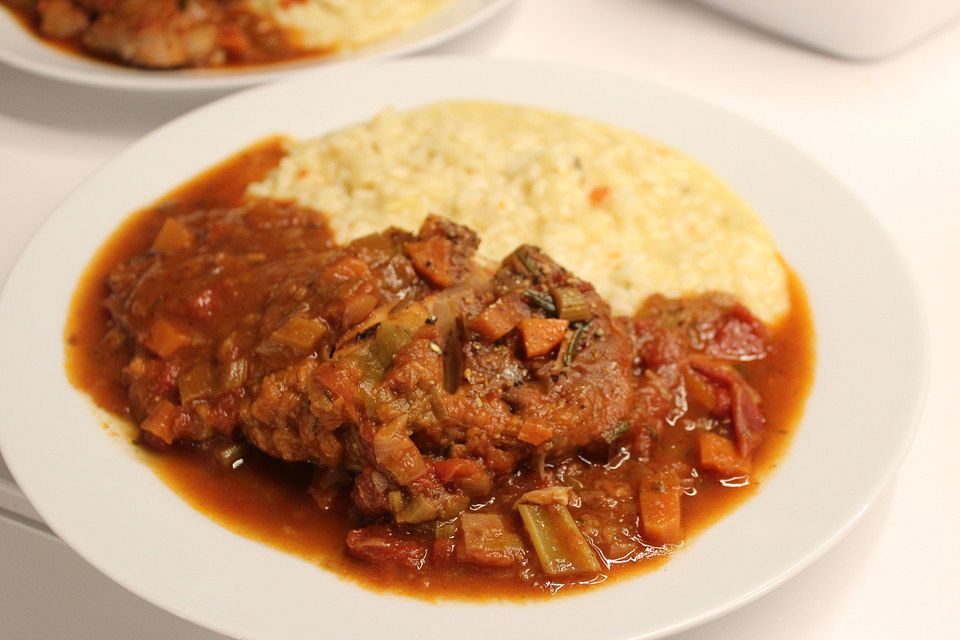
65,137,815,599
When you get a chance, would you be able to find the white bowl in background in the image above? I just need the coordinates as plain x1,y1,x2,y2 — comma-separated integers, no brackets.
699,0,960,59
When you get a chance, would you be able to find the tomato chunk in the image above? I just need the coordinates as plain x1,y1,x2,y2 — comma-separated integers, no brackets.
346,525,428,568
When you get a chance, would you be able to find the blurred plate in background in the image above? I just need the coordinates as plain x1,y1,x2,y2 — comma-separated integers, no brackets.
0,0,513,91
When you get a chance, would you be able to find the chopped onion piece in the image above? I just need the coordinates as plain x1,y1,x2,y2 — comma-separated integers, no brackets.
515,486,577,507
458,513,525,567
221,358,248,390
396,495,439,524
178,363,214,402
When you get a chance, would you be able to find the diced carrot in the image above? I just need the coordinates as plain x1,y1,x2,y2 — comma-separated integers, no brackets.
518,318,569,358
143,318,191,358
683,365,721,412
469,298,527,342
698,431,751,476
404,236,455,287
325,255,370,282
468,310,512,341
151,218,194,257
638,468,683,545
265,315,327,353
140,399,184,445
341,294,378,327
589,186,610,205
517,418,553,446
435,458,482,482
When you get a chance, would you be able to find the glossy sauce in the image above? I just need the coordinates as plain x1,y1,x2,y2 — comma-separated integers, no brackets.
65,138,815,600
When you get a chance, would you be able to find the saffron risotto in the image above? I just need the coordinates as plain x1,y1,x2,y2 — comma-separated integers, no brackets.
248,101,788,321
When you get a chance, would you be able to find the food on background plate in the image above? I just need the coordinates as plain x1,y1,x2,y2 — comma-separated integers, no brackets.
1,0,448,69
66,103,813,598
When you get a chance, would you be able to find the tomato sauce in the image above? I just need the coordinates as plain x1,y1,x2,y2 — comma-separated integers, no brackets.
65,138,815,599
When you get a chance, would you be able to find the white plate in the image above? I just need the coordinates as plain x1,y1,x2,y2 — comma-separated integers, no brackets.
0,0,512,91
0,58,928,640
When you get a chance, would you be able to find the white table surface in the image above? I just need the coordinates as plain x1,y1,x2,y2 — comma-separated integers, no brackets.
2,1,958,638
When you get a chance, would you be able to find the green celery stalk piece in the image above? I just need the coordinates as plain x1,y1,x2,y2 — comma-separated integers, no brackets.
518,504,602,577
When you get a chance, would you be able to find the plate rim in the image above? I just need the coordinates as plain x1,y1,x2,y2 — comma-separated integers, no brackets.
0,56,931,640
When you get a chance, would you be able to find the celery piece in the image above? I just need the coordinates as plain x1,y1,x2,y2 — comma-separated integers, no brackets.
550,286,591,322
518,504,602,576
374,322,412,369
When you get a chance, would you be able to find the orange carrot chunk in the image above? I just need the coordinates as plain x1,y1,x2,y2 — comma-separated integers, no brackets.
518,318,569,358
404,236,456,287
698,431,751,476
470,305,519,341
638,468,683,545
468,294,528,342
152,217,195,257
143,318,192,358
435,458,483,482
264,315,327,353
140,400,184,445
517,418,553,446
588,185,610,205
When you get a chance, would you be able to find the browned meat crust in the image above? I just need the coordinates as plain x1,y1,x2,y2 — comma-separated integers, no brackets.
105,205,767,533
